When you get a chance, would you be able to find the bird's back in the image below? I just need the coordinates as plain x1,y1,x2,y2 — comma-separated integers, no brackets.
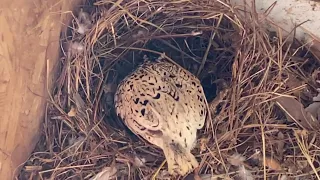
114,60,207,150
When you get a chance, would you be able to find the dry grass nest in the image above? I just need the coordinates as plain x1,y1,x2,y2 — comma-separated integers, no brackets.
19,0,320,179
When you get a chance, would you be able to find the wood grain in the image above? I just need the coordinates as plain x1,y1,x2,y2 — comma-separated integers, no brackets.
0,0,84,179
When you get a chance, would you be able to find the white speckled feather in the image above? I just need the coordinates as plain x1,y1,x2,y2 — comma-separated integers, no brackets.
114,60,207,175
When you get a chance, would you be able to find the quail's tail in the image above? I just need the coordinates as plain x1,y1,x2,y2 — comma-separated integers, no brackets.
162,142,199,176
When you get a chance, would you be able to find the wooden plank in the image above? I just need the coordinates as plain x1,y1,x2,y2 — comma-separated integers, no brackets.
0,0,84,179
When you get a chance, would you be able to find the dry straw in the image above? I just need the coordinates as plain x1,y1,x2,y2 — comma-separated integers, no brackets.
19,0,320,179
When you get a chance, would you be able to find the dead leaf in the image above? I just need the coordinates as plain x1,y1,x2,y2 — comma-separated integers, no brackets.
295,129,308,137
73,92,86,110
312,90,320,101
305,102,320,120
305,90,320,121
228,153,245,166
90,164,117,180
312,68,320,83
260,156,282,171
67,106,77,117
200,137,209,153
275,96,320,131
276,132,285,159
285,73,305,93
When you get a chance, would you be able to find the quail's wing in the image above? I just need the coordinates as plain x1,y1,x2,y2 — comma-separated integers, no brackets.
114,61,207,135
114,64,187,134
114,69,168,135
150,61,208,129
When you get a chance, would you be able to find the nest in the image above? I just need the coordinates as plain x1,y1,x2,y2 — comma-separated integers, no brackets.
19,0,320,179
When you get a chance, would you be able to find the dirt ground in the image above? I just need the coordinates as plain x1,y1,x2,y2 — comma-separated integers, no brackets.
0,0,83,179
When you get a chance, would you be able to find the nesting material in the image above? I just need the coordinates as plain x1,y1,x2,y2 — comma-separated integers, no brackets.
19,0,320,180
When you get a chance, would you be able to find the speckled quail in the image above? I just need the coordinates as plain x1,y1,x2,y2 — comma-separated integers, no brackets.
114,58,208,176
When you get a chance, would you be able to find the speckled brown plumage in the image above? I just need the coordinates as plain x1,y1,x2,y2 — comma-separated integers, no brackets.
114,59,208,176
